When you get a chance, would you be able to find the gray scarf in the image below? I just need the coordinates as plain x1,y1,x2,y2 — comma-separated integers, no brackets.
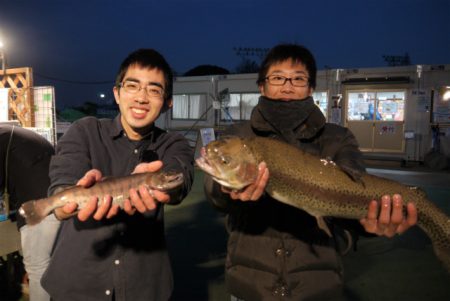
252,96,323,143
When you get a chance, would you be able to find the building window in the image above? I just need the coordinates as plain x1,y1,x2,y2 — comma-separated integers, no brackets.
347,90,405,121
221,93,260,121
312,91,328,117
172,94,207,120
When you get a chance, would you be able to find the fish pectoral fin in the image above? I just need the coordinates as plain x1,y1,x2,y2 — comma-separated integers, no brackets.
314,215,332,237
336,160,364,183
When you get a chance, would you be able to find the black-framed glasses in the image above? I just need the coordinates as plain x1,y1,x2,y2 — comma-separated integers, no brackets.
119,81,164,98
265,75,309,87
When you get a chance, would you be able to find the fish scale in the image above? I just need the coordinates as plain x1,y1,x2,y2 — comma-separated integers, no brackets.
196,136,450,273
19,170,184,225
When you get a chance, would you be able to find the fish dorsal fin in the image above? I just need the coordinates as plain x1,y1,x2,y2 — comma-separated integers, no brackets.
320,157,364,183
335,162,365,186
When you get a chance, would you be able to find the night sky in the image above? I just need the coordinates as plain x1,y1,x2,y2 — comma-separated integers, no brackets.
1,0,449,108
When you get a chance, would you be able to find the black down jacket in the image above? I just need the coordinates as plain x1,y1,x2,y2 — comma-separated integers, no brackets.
204,103,366,301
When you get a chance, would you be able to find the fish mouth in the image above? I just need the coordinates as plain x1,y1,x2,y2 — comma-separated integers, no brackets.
152,172,184,190
196,156,217,177
196,156,229,184
195,155,250,190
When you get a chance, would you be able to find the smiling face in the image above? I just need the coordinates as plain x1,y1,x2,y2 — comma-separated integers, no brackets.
259,59,313,101
113,64,172,140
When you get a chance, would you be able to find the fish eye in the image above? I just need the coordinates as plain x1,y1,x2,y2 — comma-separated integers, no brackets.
220,156,230,165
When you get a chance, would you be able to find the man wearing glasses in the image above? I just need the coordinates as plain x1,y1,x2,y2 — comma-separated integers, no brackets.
204,44,417,300
41,49,194,300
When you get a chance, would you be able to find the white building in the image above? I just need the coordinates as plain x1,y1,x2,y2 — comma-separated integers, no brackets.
156,64,450,166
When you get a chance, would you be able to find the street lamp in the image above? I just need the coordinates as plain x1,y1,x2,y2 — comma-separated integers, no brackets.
0,38,5,75
441,86,450,102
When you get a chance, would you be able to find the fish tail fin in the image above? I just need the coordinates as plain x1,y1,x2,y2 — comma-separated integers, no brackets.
19,199,52,226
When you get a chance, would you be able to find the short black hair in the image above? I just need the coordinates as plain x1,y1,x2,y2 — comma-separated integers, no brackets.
115,48,173,104
257,44,317,89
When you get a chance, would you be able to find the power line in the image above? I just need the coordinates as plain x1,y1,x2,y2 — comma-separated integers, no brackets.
34,72,114,85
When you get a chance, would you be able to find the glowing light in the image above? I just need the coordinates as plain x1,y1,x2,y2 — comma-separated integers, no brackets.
442,88,450,101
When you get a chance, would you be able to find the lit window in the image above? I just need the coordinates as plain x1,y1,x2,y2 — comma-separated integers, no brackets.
312,91,328,118
172,94,207,120
347,91,405,121
221,93,260,121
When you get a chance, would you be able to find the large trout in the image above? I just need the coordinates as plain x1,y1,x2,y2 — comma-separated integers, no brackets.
19,170,184,225
196,136,450,273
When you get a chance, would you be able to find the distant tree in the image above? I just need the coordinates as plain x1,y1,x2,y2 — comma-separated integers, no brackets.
235,58,259,73
233,46,268,73
183,65,230,76
382,52,411,66
75,101,98,116
58,108,87,122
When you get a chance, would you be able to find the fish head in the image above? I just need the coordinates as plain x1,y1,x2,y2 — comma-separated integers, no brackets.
148,171,184,191
196,136,259,190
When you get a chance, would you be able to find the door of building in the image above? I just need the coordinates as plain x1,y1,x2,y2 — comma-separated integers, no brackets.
345,90,406,152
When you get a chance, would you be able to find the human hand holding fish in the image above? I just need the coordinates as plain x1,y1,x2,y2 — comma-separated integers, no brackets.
197,136,449,272
210,145,418,237
53,168,111,221
21,160,183,225
222,171,417,237
70,160,170,220
221,161,269,201
126,160,171,215
361,194,418,237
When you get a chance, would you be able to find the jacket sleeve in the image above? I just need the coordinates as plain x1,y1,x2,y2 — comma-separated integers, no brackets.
320,124,366,182
160,133,195,205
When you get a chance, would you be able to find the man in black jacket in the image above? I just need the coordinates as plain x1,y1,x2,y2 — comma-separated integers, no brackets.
41,49,194,301
204,44,417,300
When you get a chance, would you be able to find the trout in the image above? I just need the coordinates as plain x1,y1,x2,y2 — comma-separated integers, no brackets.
19,170,184,225
196,136,450,273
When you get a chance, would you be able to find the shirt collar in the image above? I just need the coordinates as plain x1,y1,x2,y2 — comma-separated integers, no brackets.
110,114,156,142
109,114,124,139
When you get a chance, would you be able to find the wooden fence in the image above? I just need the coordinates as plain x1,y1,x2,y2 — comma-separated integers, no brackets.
0,67,34,126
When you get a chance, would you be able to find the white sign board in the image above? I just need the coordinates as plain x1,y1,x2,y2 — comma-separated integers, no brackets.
0,88,9,121
412,89,430,112
200,128,216,146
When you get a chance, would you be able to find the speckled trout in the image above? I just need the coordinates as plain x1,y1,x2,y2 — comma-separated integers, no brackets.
19,170,184,225
196,136,450,273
